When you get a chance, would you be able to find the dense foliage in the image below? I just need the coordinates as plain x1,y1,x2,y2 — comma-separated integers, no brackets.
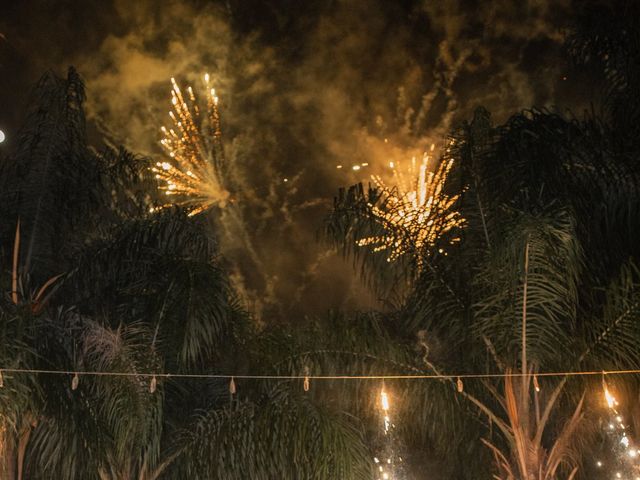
1,2,640,479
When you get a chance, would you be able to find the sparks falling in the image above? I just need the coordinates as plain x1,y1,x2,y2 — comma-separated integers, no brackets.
357,144,464,264
596,380,640,479
151,74,229,216
374,387,405,480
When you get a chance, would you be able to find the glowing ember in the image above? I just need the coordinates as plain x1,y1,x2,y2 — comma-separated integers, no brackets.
357,144,464,264
151,74,229,216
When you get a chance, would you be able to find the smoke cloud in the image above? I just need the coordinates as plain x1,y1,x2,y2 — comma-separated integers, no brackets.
1,0,576,323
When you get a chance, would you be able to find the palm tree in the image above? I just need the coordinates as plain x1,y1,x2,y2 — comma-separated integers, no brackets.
0,68,373,479
325,6,640,471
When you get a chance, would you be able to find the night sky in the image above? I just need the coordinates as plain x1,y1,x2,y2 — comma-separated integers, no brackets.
0,0,592,322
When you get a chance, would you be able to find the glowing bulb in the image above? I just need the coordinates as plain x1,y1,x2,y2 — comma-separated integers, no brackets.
0,129,5,143
597,461,603,467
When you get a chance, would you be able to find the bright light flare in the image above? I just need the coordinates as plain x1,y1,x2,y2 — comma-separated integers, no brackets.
381,389,390,412
605,385,618,409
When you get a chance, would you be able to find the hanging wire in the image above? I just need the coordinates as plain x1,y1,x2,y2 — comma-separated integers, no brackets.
0,367,638,381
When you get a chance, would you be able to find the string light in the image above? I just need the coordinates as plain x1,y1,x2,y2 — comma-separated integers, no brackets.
0,129,5,144
0,367,640,381
303,376,310,392
456,376,464,392
533,374,540,392
150,375,157,393
71,373,79,391
229,376,237,395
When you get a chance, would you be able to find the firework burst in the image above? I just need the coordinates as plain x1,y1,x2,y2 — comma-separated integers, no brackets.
151,74,229,216
357,144,464,264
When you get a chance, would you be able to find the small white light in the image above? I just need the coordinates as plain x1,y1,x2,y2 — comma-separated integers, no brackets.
596,460,603,467
0,129,5,143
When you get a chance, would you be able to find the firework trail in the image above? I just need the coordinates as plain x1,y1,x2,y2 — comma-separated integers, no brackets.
151,74,229,215
151,75,273,316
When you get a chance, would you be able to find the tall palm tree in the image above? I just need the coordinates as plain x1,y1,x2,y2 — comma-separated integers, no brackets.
0,68,373,479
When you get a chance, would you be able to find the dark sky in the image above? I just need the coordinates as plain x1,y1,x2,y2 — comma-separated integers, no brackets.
0,0,590,322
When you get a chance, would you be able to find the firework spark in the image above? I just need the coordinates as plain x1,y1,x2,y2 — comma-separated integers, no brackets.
357,144,464,264
151,74,229,216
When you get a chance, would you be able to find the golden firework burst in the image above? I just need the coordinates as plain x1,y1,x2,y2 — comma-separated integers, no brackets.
357,144,464,263
151,74,229,216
